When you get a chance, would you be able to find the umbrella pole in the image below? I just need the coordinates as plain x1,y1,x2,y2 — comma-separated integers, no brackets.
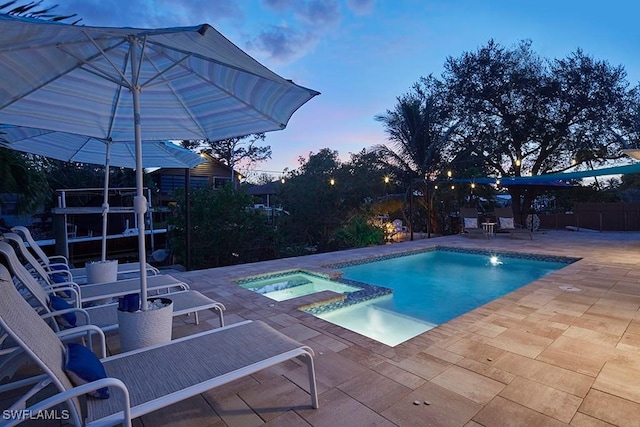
101,141,111,262
131,37,148,311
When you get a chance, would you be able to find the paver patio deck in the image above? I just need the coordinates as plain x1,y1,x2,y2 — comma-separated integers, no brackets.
3,229,640,426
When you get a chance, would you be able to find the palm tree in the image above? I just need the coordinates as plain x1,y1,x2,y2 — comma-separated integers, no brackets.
0,1,80,23
374,78,457,235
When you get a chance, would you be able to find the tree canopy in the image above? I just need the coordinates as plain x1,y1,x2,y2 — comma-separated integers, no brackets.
384,39,639,216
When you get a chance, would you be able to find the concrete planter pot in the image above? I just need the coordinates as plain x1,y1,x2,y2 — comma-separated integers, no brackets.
85,260,118,284
117,297,173,352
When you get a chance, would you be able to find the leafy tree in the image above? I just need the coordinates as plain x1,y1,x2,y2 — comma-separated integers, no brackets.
168,184,275,268
277,148,393,252
278,148,342,250
0,148,49,213
183,134,271,185
332,215,385,249
443,39,637,216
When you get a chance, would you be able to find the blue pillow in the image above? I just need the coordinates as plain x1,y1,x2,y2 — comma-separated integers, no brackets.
49,295,77,328
49,263,69,272
50,272,68,283
64,343,110,399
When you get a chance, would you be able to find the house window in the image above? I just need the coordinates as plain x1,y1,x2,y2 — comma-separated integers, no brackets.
159,175,185,194
159,175,210,194
190,176,209,189
214,177,231,188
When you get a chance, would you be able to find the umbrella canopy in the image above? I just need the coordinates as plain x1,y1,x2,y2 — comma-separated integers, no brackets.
0,124,205,261
0,125,204,169
0,15,319,141
0,14,319,309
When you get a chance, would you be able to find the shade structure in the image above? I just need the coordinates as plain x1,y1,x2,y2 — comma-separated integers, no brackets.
0,14,319,309
453,162,640,187
0,124,205,261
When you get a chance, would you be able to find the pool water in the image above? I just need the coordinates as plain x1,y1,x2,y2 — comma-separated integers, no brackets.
237,272,361,302
314,249,572,346
317,295,436,347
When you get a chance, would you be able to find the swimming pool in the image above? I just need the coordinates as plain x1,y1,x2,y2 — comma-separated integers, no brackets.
309,248,576,346
236,271,361,301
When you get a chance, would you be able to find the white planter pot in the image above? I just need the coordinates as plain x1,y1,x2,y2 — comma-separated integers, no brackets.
86,260,118,284
117,298,173,352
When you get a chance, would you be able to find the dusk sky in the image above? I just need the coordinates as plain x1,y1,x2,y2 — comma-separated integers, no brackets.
53,0,640,179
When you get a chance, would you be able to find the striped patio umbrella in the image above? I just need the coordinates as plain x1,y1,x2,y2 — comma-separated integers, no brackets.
0,125,205,261
0,14,319,309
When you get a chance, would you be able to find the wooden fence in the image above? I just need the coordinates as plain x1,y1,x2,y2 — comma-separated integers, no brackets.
538,202,640,231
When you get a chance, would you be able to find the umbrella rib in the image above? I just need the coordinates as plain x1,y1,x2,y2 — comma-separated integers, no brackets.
68,136,98,163
0,42,124,110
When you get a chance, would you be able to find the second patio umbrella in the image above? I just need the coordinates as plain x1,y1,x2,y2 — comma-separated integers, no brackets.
0,125,205,261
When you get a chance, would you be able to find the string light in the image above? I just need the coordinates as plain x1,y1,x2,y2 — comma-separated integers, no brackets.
330,178,335,186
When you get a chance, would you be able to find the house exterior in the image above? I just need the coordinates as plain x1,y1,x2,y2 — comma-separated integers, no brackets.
151,153,240,206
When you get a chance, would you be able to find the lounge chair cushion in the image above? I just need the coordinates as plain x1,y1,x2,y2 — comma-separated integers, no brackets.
64,343,110,399
463,217,478,228
499,217,514,229
49,295,76,328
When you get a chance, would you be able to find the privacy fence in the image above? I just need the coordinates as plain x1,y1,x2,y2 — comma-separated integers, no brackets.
538,202,640,231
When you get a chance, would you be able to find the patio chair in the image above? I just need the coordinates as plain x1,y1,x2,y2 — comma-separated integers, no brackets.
460,207,489,239
0,241,224,333
1,234,188,305
389,219,409,240
494,207,533,240
0,264,318,426
11,226,160,284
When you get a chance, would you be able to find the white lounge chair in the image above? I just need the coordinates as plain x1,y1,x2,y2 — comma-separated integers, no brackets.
460,208,489,239
1,235,188,305
494,207,533,240
0,241,225,332
11,226,160,283
0,264,318,426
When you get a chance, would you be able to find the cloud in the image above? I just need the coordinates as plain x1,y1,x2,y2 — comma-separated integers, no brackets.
262,0,294,11
294,0,341,26
246,25,318,64
251,0,343,64
346,0,374,16
262,0,341,26
55,0,244,27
